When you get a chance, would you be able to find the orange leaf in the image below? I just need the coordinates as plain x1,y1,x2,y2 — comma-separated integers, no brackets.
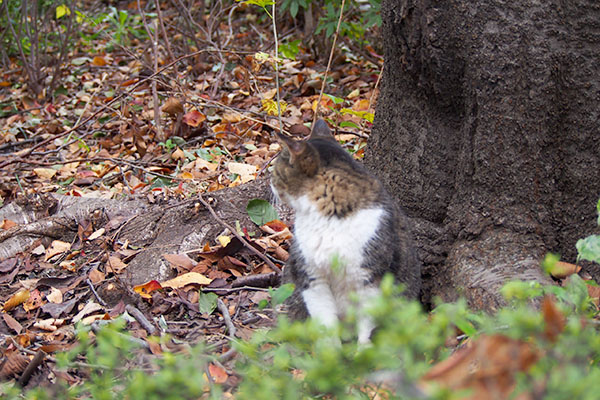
92,56,107,66
542,295,565,342
133,280,163,299
263,219,288,233
120,79,138,87
1,219,18,230
183,110,206,127
3,290,30,312
208,363,229,384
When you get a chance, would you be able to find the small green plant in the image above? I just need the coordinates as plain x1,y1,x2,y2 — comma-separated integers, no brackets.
576,198,600,265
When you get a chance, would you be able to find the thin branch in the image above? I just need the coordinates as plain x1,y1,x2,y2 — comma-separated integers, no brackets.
312,0,347,126
216,298,236,337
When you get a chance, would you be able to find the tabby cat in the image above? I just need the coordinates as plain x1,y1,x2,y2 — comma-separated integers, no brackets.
271,120,421,343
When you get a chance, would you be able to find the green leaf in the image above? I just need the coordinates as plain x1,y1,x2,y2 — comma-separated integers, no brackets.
246,199,279,226
269,283,295,306
339,120,359,129
198,292,218,314
56,4,71,19
576,235,600,264
325,94,345,105
454,317,477,337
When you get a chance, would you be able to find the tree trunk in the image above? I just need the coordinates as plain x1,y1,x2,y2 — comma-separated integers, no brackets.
366,0,600,309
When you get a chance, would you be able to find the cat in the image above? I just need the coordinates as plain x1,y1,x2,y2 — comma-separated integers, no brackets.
270,119,421,344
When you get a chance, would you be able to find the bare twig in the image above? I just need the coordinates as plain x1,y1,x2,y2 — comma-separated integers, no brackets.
126,304,157,335
312,0,347,126
155,0,175,62
216,298,236,337
18,349,46,386
197,195,282,274
87,278,107,307
271,2,284,134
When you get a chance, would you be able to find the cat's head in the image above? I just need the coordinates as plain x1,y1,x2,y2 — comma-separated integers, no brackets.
271,120,336,200
271,120,381,216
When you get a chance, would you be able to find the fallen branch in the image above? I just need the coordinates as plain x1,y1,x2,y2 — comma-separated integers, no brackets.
216,298,236,337
126,304,157,336
197,195,282,274
231,272,280,289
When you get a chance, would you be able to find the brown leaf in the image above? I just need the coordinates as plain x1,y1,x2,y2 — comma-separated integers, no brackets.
542,295,565,342
0,257,18,273
0,352,29,379
3,289,30,311
587,284,600,307
182,109,206,127
44,240,71,261
88,268,105,284
162,253,197,271
23,289,45,312
548,261,581,279
46,287,63,304
421,334,539,399
162,97,184,116
106,255,128,274
92,56,107,66
2,313,23,334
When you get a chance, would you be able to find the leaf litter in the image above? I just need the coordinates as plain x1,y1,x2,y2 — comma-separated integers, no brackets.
0,0,379,392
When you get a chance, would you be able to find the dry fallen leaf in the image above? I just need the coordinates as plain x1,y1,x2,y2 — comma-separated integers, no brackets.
134,280,163,299
162,97,184,117
33,167,57,180
46,287,63,304
420,334,539,399
182,109,206,127
161,272,212,290
88,268,105,284
72,302,104,323
162,253,197,271
106,255,128,273
542,295,565,342
34,318,66,332
3,289,30,311
87,228,105,241
0,352,29,379
227,162,257,183
208,363,229,384
548,261,581,279
2,313,23,334
44,240,71,261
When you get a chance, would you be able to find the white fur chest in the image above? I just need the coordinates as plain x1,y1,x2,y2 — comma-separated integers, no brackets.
290,195,384,286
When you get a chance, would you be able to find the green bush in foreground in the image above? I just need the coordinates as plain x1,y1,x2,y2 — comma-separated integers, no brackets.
2,273,600,400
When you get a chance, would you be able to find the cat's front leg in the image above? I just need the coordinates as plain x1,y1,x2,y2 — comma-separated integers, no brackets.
356,286,380,345
301,280,339,328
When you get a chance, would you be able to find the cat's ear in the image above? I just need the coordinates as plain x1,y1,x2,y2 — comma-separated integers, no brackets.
276,132,319,176
309,119,334,140
276,131,305,162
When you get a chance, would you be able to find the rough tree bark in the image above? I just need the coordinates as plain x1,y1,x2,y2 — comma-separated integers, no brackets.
366,0,600,309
